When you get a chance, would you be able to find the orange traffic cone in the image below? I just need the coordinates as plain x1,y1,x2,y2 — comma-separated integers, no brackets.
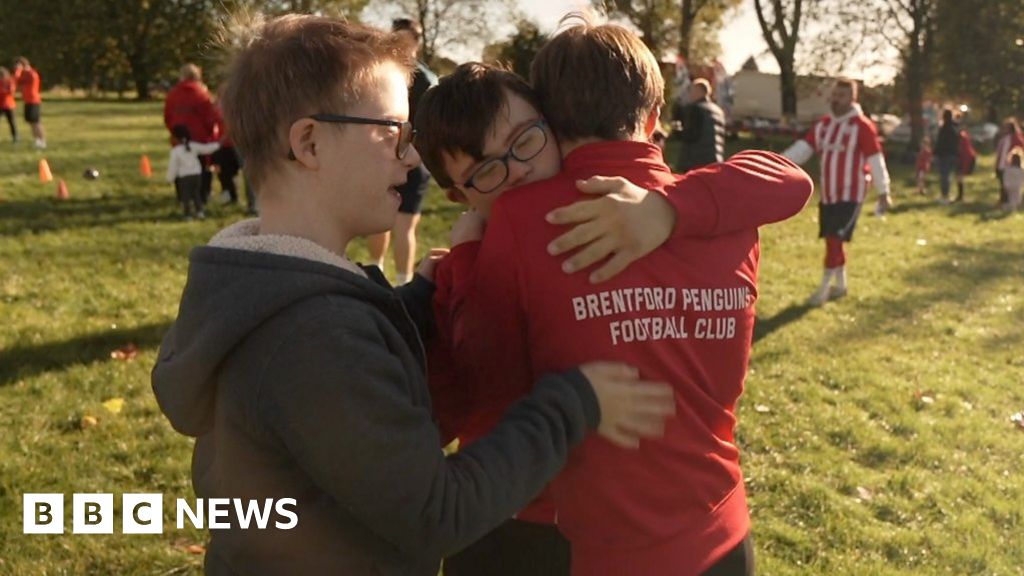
39,158,53,183
139,155,152,178
56,179,69,200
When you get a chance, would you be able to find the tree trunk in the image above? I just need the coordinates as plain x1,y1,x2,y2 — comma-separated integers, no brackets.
133,74,151,100
679,0,696,60
779,62,797,119
905,47,926,155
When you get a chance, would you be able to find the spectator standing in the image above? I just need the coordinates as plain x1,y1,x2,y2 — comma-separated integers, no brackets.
164,64,220,205
675,78,726,172
933,109,959,204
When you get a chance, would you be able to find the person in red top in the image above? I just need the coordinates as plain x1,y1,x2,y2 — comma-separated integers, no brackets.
164,63,221,204
0,67,16,142
414,19,812,575
12,57,44,148
915,137,933,195
783,79,892,306
955,126,977,202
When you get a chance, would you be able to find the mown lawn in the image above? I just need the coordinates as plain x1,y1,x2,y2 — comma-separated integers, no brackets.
0,97,1021,575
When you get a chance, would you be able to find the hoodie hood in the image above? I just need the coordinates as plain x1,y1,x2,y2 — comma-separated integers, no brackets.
152,219,391,437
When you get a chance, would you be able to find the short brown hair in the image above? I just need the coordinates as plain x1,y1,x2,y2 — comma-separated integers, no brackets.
180,63,201,81
414,62,541,188
834,77,859,99
219,14,412,188
530,15,664,142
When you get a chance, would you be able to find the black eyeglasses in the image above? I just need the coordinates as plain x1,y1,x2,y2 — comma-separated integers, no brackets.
463,120,549,194
288,113,416,160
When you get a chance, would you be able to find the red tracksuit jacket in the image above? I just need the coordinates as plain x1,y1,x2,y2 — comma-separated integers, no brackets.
163,79,220,143
429,143,812,573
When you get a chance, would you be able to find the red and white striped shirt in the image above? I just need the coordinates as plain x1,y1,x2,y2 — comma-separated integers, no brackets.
801,108,883,204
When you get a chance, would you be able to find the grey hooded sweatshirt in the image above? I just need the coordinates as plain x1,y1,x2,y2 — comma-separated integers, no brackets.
151,220,600,575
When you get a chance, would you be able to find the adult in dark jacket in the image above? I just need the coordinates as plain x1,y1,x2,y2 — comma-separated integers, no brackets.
933,109,960,204
675,78,726,172
151,15,673,576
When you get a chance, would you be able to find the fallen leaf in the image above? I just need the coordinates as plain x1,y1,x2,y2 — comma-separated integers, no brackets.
915,239,928,246
110,343,139,361
1011,412,1024,431
754,404,771,413
185,544,205,555
855,486,873,501
80,415,99,429
102,398,125,414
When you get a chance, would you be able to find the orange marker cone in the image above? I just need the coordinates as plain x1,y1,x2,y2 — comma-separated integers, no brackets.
39,158,53,183
56,179,69,200
139,154,152,178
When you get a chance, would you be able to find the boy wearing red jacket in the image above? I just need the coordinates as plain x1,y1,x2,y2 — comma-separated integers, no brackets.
414,22,812,575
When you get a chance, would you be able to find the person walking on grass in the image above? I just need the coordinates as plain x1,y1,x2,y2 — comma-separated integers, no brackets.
783,78,892,307
151,14,674,576
0,67,16,143
13,57,44,148
167,124,220,220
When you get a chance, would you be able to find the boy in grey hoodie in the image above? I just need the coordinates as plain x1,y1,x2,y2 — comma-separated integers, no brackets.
151,14,674,575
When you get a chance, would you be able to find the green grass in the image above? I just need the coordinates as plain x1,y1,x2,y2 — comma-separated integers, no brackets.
1,97,1022,575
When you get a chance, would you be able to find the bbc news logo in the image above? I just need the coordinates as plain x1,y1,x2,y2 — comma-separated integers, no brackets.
23,494,298,534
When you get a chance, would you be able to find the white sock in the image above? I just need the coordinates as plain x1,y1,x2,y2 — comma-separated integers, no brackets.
395,273,411,285
834,266,847,290
375,259,385,271
818,268,836,292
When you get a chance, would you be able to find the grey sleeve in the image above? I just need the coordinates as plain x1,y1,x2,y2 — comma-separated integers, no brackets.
257,310,598,562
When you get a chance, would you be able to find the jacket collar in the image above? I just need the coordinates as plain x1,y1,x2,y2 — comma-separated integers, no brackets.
208,218,368,278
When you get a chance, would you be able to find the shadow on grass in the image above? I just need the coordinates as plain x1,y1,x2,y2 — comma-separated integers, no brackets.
0,192,239,235
0,322,170,387
839,240,1020,344
754,303,814,344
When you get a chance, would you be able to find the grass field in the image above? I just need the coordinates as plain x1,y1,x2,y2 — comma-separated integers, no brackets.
0,97,1022,575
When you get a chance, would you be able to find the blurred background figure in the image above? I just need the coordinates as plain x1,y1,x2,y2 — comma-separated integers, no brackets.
0,67,16,143
13,57,44,148
674,78,725,173
366,18,438,284
164,64,220,206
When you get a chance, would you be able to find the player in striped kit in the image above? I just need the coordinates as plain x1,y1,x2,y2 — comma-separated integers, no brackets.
783,78,892,306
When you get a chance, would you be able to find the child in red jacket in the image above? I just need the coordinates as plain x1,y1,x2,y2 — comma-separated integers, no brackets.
414,46,812,573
